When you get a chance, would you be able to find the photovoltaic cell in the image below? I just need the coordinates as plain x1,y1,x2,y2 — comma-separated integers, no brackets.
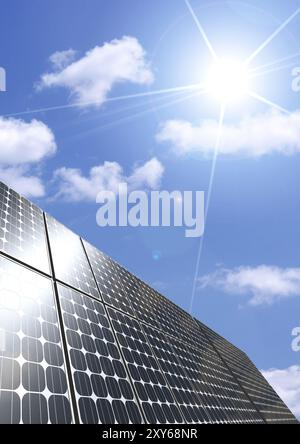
0,182,50,273
58,284,143,424
107,307,184,424
199,321,298,424
0,256,72,424
45,215,99,299
83,241,134,316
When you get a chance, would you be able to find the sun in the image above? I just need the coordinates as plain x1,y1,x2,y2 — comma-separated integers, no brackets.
206,58,250,103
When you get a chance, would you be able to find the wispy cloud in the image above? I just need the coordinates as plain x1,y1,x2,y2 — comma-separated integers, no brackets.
49,49,77,70
157,110,300,157
262,366,300,419
0,117,56,197
199,265,300,306
52,157,164,202
38,36,153,108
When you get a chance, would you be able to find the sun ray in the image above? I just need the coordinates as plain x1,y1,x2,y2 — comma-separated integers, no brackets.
106,83,205,103
250,60,299,80
185,0,218,60
2,82,205,118
56,88,192,131
248,90,291,114
246,7,300,65
72,89,208,139
189,103,226,315
249,49,300,74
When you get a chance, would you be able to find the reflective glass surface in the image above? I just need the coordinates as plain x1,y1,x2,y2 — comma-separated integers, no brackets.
46,215,99,299
83,241,134,316
0,182,50,273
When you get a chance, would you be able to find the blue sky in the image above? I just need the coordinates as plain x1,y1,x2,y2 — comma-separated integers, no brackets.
1,0,300,417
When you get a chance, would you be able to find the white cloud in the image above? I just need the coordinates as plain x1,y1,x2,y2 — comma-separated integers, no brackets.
53,157,164,202
49,49,77,70
0,166,45,198
38,36,153,108
0,117,56,197
128,158,164,190
198,265,300,306
157,110,300,157
0,117,56,165
262,366,300,419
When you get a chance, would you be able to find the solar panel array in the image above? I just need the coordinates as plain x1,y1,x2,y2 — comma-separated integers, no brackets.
0,181,297,424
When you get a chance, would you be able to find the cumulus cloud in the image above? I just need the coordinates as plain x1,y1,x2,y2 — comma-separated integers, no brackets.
0,117,56,197
0,117,56,165
128,158,164,190
0,167,45,198
38,36,153,108
53,157,164,202
198,265,300,306
157,110,300,157
262,366,300,419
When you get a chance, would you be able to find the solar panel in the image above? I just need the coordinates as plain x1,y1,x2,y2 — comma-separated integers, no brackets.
83,241,134,316
0,182,50,273
107,307,184,424
143,323,263,424
199,321,298,424
114,267,207,348
57,284,143,424
149,289,206,347
118,274,162,330
0,255,73,424
45,215,99,299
